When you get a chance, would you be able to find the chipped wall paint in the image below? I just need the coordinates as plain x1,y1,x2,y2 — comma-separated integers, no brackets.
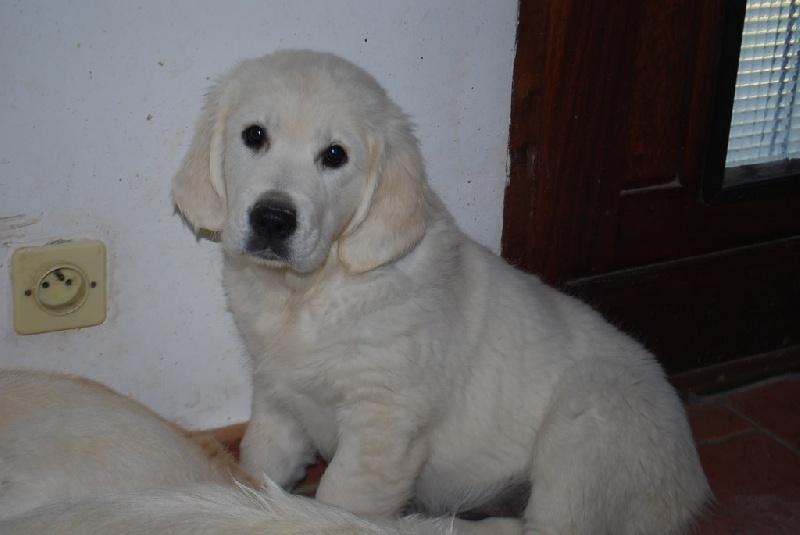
0,0,518,429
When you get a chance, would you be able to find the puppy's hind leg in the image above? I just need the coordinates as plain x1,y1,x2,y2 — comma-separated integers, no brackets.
522,373,709,535
522,404,609,535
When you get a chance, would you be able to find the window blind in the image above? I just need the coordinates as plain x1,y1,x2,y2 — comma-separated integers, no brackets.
726,0,800,177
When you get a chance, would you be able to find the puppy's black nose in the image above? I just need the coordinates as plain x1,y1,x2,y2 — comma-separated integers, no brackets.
249,198,297,242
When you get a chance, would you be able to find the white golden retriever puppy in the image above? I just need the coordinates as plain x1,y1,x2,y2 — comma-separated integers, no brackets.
173,49,710,534
0,369,254,518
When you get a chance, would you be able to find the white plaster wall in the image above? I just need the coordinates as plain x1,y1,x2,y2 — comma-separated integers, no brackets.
0,0,518,429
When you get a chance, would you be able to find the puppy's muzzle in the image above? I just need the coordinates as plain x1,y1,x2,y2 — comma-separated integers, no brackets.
246,194,297,260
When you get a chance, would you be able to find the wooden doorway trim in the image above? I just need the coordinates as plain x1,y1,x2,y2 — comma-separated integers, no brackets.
502,0,800,383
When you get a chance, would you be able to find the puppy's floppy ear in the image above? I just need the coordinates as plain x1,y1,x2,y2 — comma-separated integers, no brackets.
339,127,430,274
172,84,229,233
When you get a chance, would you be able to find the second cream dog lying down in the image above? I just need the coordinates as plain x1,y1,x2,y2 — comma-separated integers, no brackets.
0,369,481,534
0,369,254,518
0,480,454,535
173,49,711,534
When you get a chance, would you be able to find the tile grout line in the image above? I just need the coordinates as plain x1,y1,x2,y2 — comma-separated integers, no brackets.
696,427,758,449
723,403,800,458
690,401,757,448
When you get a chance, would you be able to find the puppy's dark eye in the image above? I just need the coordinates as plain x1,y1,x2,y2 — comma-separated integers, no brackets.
242,124,268,151
321,144,348,169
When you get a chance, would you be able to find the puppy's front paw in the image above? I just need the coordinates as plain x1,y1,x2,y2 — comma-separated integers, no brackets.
239,422,316,489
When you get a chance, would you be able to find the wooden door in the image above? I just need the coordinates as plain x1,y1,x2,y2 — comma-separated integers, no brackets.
502,0,800,391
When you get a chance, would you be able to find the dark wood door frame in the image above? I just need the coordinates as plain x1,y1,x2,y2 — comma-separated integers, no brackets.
502,0,800,391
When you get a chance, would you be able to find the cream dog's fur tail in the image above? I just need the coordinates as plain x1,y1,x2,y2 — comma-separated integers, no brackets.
0,480,457,535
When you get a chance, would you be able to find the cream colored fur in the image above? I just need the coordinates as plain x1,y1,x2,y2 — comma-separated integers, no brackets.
173,49,711,534
0,369,254,518
0,480,459,535
0,369,473,534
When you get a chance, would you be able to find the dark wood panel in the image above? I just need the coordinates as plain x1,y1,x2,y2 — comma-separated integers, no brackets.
670,345,800,396
504,0,799,380
502,0,550,274
503,0,643,283
565,237,800,375
614,187,800,270
621,0,704,189
681,0,727,192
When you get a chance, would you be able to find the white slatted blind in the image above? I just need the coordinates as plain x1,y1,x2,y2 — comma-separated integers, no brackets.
726,0,800,177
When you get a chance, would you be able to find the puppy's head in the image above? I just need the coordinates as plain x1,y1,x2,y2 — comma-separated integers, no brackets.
173,49,431,274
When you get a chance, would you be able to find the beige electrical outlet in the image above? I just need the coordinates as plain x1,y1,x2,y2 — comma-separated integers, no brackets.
11,240,106,335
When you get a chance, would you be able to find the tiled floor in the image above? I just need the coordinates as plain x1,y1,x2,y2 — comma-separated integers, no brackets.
222,374,800,532
687,374,800,534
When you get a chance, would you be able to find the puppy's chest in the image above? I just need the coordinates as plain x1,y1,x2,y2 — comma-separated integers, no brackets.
242,298,370,413
260,299,356,360
247,277,394,363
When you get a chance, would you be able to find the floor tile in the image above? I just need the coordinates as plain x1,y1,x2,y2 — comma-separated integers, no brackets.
725,375,800,452
694,494,800,535
687,402,752,444
694,431,800,534
221,437,242,461
295,459,326,496
699,431,800,500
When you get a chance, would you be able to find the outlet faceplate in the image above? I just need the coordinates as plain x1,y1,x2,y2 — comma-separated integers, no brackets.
11,240,106,335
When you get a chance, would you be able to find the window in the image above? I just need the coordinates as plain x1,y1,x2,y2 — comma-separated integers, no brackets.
703,0,800,203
